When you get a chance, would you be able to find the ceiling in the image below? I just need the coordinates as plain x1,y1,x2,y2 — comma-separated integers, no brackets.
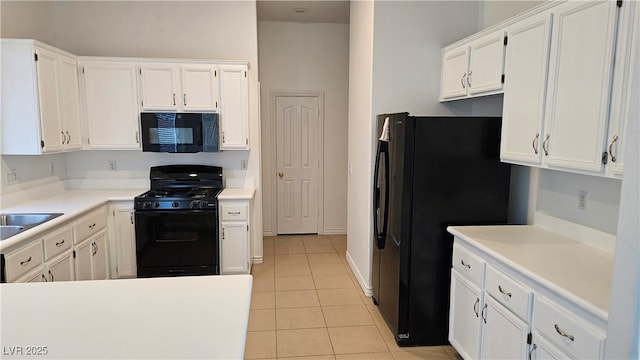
256,1,350,24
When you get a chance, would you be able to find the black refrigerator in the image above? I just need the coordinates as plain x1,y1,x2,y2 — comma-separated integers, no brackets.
372,113,511,346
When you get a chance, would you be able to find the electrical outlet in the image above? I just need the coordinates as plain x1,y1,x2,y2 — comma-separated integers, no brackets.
109,161,117,171
240,160,248,170
6,169,17,184
578,190,588,211
50,162,55,176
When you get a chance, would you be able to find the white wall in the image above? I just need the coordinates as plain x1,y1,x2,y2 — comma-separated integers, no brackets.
346,0,376,293
258,21,349,235
0,1,56,44
478,0,546,29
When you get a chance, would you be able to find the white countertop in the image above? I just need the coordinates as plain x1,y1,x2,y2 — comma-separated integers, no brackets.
448,225,614,319
0,275,252,359
0,189,143,250
218,188,255,200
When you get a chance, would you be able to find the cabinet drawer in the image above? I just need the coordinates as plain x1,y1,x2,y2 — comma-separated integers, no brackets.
485,265,532,321
220,204,248,221
534,296,605,359
43,226,73,260
74,207,107,243
5,241,44,282
452,244,485,286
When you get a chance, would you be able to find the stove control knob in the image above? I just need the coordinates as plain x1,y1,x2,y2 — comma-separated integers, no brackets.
153,201,160,209
172,201,179,208
190,201,201,209
143,202,151,209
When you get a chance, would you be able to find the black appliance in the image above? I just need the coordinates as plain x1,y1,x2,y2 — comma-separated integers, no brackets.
135,165,223,277
140,112,219,153
372,113,511,346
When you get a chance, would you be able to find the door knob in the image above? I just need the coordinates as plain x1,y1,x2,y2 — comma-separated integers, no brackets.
278,172,284,178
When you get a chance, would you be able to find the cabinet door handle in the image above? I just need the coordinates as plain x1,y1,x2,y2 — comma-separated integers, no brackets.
554,324,575,341
130,212,134,224
529,344,537,360
55,239,65,247
542,134,550,156
467,71,472,87
173,93,176,106
532,133,540,154
183,94,187,106
136,130,140,144
461,73,467,89
481,303,487,324
91,242,97,256
61,131,67,144
473,298,480,317
42,274,48,282
609,135,618,163
49,270,54,282
460,259,471,269
20,256,32,266
498,285,512,297
66,131,71,144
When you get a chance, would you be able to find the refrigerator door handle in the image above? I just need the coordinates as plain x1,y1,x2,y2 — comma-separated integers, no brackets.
373,140,390,250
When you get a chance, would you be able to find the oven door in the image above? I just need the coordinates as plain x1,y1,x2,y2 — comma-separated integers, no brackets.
135,210,219,276
141,112,214,153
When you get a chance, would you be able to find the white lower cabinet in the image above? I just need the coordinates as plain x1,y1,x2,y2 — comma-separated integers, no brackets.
45,252,74,282
15,269,46,283
531,332,572,360
109,201,136,278
449,270,483,360
480,295,530,359
219,199,251,274
74,230,109,281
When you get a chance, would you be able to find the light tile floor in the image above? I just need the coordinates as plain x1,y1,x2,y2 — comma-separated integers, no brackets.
245,235,460,360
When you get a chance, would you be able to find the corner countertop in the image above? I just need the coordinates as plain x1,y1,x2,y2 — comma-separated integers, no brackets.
0,275,253,359
447,225,614,320
0,189,143,251
218,187,256,200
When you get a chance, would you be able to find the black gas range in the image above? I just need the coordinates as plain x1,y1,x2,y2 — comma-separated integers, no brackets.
134,165,223,278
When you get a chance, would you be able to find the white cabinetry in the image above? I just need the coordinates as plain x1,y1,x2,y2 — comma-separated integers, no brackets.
219,64,249,150
109,201,136,278
1,39,82,154
73,206,109,281
543,0,619,172
440,30,506,101
80,60,141,149
3,240,44,282
139,63,219,112
42,226,74,282
449,270,483,359
500,12,552,165
219,200,251,274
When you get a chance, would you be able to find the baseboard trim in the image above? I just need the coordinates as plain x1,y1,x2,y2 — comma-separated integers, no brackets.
252,256,264,264
346,250,373,297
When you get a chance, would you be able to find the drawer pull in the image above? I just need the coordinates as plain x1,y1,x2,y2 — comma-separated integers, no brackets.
498,285,512,297
227,211,241,215
460,259,471,269
55,239,65,247
473,298,480,317
554,324,575,342
529,344,537,360
20,256,32,266
89,223,96,229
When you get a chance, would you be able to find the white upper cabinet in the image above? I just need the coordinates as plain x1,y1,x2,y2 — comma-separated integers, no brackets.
440,30,506,101
1,40,82,154
80,60,141,149
219,64,249,150
139,63,219,112
501,12,553,165
543,0,619,172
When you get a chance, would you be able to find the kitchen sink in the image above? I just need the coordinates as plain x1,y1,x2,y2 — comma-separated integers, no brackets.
0,213,63,240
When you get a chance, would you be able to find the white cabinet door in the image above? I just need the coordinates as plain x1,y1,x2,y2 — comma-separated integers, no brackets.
15,269,46,283
441,46,469,100
219,64,249,150
74,239,93,281
139,63,179,111
35,46,64,153
449,270,483,360
544,1,619,172
501,13,552,165
81,61,141,149
58,54,83,150
220,222,249,274
531,332,571,360
92,232,109,280
480,295,530,359
181,64,219,111
46,252,74,282
111,203,136,278
468,30,506,95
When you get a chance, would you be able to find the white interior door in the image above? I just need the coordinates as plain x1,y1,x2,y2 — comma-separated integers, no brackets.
276,96,320,234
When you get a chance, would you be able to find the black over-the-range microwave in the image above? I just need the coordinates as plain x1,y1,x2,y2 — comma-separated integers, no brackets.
140,112,219,153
